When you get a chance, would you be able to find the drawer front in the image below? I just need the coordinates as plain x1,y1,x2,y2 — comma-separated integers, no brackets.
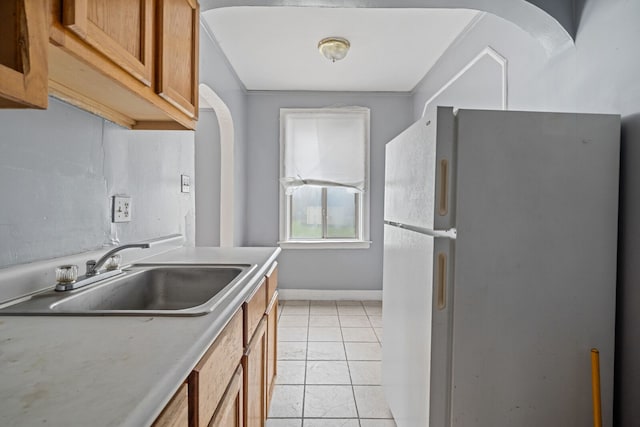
265,263,278,308
191,309,243,427
209,365,243,427
153,383,188,427
243,278,267,346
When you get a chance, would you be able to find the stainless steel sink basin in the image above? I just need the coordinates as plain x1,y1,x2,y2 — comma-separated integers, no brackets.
0,264,256,316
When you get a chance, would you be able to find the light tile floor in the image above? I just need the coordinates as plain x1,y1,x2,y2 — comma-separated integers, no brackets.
267,300,396,427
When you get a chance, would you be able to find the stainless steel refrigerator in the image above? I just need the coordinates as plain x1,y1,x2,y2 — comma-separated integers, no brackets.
382,107,620,426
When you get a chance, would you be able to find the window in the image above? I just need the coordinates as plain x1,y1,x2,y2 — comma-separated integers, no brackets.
279,107,370,249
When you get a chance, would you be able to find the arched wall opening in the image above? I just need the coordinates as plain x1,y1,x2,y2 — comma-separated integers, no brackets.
196,84,235,248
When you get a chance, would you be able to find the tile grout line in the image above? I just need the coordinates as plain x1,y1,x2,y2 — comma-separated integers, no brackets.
301,301,311,427
339,301,362,426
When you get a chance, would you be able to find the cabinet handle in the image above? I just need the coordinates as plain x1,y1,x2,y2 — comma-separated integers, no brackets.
591,348,602,427
438,159,449,216
437,253,447,310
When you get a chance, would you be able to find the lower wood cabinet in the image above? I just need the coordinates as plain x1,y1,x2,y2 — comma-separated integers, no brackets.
153,383,189,427
154,266,279,427
265,263,278,305
209,366,243,427
243,278,267,346
265,292,278,413
189,309,243,427
242,317,267,427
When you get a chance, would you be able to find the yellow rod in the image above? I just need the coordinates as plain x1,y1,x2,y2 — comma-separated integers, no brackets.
591,348,602,427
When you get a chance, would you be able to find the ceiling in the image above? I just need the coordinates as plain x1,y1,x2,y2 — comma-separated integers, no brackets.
201,7,480,92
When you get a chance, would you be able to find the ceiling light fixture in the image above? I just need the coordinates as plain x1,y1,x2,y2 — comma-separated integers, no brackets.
318,37,350,63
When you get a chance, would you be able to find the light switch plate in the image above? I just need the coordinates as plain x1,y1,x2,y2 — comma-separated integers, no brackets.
112,196,132,223
181,175,191,193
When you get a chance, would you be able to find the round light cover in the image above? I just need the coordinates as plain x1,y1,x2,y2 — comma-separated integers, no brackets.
318,37,350,62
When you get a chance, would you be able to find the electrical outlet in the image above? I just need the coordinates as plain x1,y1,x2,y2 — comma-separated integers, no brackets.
112,196,132,223
181,175,191,193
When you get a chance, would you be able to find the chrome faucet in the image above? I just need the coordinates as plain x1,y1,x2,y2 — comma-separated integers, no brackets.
55,243,150,291
85,243,151,276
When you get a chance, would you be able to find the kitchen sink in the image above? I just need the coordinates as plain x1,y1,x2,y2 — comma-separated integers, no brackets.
0,264,256,316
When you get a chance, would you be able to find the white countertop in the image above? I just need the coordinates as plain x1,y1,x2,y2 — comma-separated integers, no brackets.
0,246,280,427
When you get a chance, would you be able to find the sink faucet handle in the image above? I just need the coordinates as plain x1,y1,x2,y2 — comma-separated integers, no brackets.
103,254,121,271
56,265,79,284
86,260,97,276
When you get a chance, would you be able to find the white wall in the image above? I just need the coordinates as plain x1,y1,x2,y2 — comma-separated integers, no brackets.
246,91,413,291
411,1,640,423
198,25,249,246
0,98,195,269
413,2,640,118
194,109,222,246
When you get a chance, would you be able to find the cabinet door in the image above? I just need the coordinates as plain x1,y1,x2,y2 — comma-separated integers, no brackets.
62,0,154,86
265,292,278,414
242,318,267,427
0,0,48,108
209,366,244,427
191,309,244,427
153,383,189,427
156,0,199,118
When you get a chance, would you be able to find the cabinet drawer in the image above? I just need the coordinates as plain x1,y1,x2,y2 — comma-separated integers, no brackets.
265,263,278,308
190,309,243,427
209,365,243,427
243,278,267,346
153,383,188,427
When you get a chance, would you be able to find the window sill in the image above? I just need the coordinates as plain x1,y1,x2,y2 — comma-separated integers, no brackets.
278,240,372,250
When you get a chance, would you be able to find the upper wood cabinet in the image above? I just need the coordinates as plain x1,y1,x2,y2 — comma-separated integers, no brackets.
0,0,48,109
157,0,199,118
62,0,154,86
46,0,198,129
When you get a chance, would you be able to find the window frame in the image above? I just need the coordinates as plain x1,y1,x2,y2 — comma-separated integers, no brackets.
278,107,371,249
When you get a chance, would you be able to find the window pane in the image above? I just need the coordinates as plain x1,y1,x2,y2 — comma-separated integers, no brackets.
326,187,357,239
290,186,323,239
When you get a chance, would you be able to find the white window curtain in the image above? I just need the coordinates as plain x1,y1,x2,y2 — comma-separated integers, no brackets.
280,107,369,195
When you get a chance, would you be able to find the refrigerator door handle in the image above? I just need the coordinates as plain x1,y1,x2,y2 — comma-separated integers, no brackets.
438,159,449,216
437,252,447,310
384,220,457,240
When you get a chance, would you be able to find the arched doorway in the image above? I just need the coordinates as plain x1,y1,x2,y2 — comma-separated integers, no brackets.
197,84,235,247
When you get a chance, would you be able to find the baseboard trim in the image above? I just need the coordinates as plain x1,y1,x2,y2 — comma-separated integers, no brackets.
278,289,382,301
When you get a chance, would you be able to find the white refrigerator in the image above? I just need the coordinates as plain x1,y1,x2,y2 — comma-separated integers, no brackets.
382,107,620,427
